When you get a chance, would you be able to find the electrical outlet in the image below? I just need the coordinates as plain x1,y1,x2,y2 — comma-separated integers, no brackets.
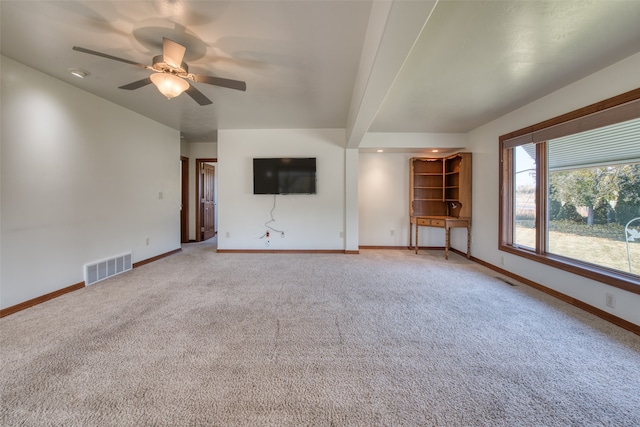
390,229,395,236
225,232,230,238
500,256,505,266
266,231,270,238
281,232,285,238
146,238,150,246
606,293,615,308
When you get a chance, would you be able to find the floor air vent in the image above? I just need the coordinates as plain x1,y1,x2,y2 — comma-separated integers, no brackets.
84,252,132,286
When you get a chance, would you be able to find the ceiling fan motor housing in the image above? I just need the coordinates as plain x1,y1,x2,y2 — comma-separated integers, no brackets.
151,55,189,77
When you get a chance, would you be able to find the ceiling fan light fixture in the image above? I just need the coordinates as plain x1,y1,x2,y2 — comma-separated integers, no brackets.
150,73,189,99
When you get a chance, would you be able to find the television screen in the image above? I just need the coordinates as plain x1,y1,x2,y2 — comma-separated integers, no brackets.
253,158,317,194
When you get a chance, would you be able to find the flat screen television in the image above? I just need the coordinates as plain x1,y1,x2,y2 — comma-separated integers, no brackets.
253,157,317,195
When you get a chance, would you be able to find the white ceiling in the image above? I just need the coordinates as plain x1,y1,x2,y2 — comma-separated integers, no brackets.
2,1,640,145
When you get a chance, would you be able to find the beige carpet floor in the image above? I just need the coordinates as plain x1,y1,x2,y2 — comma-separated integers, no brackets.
1,242,639,426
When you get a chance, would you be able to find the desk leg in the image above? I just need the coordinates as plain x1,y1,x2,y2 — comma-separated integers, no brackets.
466,224,471,259
415,223,419,254
409,221,413,250
445,227,450,260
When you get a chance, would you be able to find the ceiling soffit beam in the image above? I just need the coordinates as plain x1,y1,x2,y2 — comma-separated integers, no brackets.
345,0,438,149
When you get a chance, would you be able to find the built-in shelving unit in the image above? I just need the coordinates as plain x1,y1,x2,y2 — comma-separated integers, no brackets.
409,153,472,259
410,153,471,219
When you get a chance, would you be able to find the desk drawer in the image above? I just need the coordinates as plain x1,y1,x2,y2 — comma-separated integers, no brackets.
417,218,446,227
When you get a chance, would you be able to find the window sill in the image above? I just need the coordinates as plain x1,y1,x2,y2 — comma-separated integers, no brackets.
499,243,640,295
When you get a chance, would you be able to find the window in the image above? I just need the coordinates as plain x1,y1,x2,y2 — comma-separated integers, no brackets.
500,89,640,294
513,144,537,250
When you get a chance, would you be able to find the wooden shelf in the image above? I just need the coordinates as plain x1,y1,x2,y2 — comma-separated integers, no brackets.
410,153,472,219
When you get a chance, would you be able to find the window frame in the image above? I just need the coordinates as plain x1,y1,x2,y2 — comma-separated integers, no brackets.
499,88,640,295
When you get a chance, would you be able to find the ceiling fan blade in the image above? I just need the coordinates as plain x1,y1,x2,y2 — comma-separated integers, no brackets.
72,46,147,68
119,77,153,90
191,74,247,91
163,38,186,69
185,83,213,106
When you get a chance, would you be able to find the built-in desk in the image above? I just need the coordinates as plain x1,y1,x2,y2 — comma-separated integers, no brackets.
410,216,471,259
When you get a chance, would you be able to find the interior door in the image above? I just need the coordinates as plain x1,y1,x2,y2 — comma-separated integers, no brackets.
201,163,216,240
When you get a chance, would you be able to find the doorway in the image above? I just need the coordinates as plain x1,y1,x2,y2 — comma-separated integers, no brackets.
180,156,189,243
195,158,217,242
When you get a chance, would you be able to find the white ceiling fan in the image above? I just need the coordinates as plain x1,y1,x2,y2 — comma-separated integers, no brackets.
73,37,246,105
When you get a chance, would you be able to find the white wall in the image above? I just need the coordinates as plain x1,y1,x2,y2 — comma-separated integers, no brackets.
358,152,471,250
467,52,640,326
0,56,181,309
358,132,469,249
359,152,413,246
344,149,359,252
360,132,467,151
217,129,346,250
